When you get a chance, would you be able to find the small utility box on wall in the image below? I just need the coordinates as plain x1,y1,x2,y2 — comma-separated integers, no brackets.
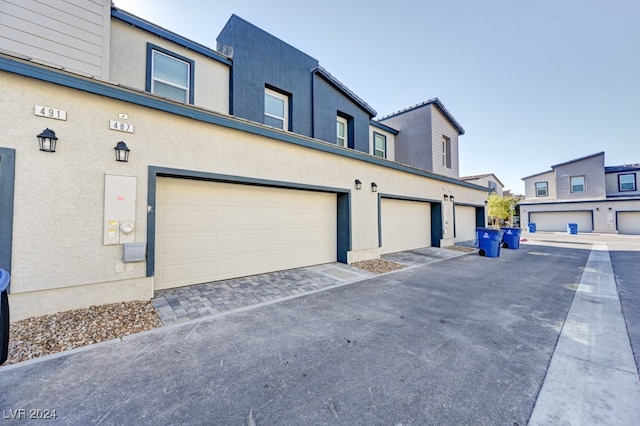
123,243,146,262
104,174,137,245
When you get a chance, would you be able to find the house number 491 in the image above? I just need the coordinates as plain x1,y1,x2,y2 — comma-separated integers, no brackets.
34,105,67,120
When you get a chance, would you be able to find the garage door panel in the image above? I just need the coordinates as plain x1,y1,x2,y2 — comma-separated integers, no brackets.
155,178,337,290
381,198,431,255
618,212,640,235
529,211,592,232
455,206,477,242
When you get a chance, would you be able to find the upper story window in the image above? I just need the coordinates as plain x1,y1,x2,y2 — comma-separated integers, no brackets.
535,181,548,197
264,87,289,130
146,44,194,104
619,173,636,191
336,115,348,147
373,133,386,158
488,181,497,193
442,136,452,168
570,176,585,193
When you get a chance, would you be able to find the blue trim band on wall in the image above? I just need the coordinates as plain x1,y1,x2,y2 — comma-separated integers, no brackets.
111,8,232,66
146,166,352,277
0,56,488,192
0,148,16,281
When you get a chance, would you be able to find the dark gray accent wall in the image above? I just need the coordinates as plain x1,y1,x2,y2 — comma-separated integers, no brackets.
312,74,370,151
0,148,15,274
379,106,433,171
217,15,373,153
217,15,318,136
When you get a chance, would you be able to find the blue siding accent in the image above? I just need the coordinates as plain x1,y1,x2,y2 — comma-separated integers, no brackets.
431,203,443,247
0,148,15,279
145,43,195,104
146,166,351,277
0,56,488,192
111,8,231,66
476,207,485,228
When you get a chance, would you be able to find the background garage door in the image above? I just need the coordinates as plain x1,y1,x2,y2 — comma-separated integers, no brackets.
455,205,477,242
381,198,430,254
529,211,592,232
618,211,640,235
155,178,337,290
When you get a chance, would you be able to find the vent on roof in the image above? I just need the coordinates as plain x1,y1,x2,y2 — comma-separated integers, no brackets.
216,43,233,58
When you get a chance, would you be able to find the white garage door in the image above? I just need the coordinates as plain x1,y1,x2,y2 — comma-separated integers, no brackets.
529,211,593,232
618,211,640,235
381,198,430,254
455,205,477,242
155,178,337,290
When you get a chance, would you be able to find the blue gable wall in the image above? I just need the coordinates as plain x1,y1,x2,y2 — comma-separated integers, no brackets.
217,15,373,152
312,74,370,151
217,15,317,136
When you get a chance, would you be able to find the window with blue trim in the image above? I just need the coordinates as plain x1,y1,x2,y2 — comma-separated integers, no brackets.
618,173,636,191
146,44,194,104
535,181,548,197
373,132,386,158
264,87,289,130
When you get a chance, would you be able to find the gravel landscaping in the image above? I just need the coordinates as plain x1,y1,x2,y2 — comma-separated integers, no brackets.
3,301,162,366
351,259,406,274
444,245,478,253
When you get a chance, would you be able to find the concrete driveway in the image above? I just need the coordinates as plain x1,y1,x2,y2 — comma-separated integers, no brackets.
1,233,639,425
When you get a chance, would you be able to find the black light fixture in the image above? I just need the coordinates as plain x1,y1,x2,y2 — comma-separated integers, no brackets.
444,194,449,201
355,179,362,190
371,182,378,192
484,200,489,205
37,128,58,152
450,195,455,201
114,141,130,162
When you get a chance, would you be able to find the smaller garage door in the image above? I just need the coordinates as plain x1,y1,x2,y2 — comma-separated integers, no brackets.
455,205,477,242
381,198,430,254
618,211,640,235
529,211,593,232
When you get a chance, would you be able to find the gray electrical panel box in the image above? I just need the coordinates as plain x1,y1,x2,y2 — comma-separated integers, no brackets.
123,243,146,262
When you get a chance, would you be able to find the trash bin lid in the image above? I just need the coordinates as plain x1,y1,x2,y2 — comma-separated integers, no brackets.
0,269,9,292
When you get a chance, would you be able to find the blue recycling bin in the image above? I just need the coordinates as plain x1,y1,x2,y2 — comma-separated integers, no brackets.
0,269,10,365
501,227,522,249
527,223,536,233
567,223,578,234
476,227,504,257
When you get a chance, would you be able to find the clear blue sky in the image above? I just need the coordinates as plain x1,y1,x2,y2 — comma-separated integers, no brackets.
114,0,640,193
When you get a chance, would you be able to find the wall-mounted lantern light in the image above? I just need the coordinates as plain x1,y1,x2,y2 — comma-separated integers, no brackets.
444,194,449,201
37,128,58,152
114,141,130,162
484,200,489,205
355,179,362,190
449,195,455,201
371,182,378,193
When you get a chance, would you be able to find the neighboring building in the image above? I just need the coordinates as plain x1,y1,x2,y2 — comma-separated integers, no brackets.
377,99,465,180
460,174,504,197
520,152,640,234
0,1,489,320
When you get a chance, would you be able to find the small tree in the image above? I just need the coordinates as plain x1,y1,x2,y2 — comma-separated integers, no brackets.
487,193,518,228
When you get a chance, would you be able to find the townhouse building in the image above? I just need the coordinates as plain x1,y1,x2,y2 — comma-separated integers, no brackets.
520,152,640,234
0,0,490,320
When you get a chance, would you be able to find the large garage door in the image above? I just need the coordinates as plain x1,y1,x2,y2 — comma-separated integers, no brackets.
618,211,640,235
455,205,477,242
155,178,337,290
529,211,593,232
381,198,430,254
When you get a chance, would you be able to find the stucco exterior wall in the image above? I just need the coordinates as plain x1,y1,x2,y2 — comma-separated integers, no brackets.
523,171,556,199
380,107,433,171
109,19,230,114
1,69,487,320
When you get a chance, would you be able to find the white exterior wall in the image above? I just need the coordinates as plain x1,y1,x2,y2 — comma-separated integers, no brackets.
1,68,487,320
430,105,459,179
368,126,395,161
0,0,111,78
109,19,230,114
